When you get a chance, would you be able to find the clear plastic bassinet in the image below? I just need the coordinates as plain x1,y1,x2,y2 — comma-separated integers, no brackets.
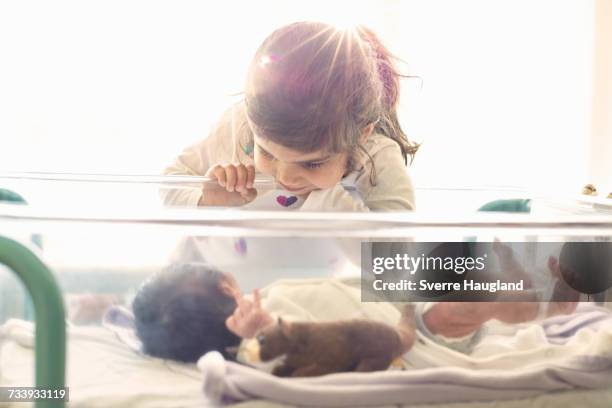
0,173,611,408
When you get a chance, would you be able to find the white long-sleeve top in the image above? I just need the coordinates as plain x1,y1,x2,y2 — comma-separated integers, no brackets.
162,102,415,211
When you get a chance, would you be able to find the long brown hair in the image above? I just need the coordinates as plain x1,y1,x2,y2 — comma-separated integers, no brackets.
244,22,419,182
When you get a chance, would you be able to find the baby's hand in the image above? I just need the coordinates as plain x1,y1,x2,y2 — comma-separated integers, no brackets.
198,164,257,206
226,289,275,339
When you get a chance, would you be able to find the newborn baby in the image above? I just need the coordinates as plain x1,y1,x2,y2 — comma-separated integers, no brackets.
132,246,586,372
132,263,416,376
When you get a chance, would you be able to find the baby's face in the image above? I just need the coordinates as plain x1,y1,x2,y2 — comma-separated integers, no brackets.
253,134,348,196
218,272,241,299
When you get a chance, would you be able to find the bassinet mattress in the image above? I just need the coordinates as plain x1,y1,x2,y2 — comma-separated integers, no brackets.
1,320,611,408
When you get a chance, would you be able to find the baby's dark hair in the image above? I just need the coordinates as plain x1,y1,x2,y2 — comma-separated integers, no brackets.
132,263,240,362
558,242,612,298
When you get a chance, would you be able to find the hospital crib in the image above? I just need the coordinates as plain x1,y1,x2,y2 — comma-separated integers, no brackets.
0,174,611,408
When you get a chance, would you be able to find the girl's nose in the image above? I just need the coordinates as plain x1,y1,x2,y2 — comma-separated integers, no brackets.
275,162,301,185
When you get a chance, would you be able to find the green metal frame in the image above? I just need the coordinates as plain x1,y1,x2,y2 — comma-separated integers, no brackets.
0,235,65,408
478,198,531,213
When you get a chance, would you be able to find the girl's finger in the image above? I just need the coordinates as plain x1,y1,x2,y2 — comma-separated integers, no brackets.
235,164,247,193
240,188,258,204
224,165,237,192
209,165,226,187
246,165,256,189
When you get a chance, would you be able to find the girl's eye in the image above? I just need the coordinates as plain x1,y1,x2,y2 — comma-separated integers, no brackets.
256,334,266,345
258,147,275,160
302,161,325,170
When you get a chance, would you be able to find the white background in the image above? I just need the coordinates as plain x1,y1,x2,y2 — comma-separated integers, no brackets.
0,0,609,193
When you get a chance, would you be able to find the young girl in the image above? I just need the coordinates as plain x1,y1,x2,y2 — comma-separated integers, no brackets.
163,21,419,211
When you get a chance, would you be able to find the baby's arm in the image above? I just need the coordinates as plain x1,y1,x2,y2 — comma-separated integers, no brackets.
226,289,276,339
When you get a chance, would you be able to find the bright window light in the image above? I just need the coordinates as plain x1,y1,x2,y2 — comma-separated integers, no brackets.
0,0,600,195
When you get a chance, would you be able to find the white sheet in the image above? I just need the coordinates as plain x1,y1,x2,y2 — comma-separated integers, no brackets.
254,278,612,371
1,318,611,408
0,319,207,408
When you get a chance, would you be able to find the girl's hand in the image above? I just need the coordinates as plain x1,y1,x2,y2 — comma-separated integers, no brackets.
198,164,258,206
226,289,275,339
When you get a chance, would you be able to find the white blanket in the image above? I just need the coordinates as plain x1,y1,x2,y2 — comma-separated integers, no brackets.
253,278,612,370
1,312,611,408
2,277,612,407
0,319,208,408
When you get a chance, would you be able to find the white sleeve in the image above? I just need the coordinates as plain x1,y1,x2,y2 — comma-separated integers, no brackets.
159,136,213,207
361,143,416,211
299,143,415,212
299,183,370,212
160,104,247,207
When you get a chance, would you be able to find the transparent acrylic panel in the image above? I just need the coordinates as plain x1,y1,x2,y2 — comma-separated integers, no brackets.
0,174,611,406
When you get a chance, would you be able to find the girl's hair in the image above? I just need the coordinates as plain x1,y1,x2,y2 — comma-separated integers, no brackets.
244,21,419,183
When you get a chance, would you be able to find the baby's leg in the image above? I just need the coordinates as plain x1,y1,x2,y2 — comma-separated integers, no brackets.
488,301,538,323
422,244,580,343
492,241,533,287
486,243,580,322
544,256,580,315
492,256,580,322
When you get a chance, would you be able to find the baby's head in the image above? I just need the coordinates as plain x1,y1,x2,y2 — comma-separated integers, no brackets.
244,22,418,193
558,242,612,296
132,263,241,362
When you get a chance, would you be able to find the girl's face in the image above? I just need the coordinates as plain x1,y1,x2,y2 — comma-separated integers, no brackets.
253,134,349,196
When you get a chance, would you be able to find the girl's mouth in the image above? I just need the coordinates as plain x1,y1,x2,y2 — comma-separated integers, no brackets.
278,182,308,193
